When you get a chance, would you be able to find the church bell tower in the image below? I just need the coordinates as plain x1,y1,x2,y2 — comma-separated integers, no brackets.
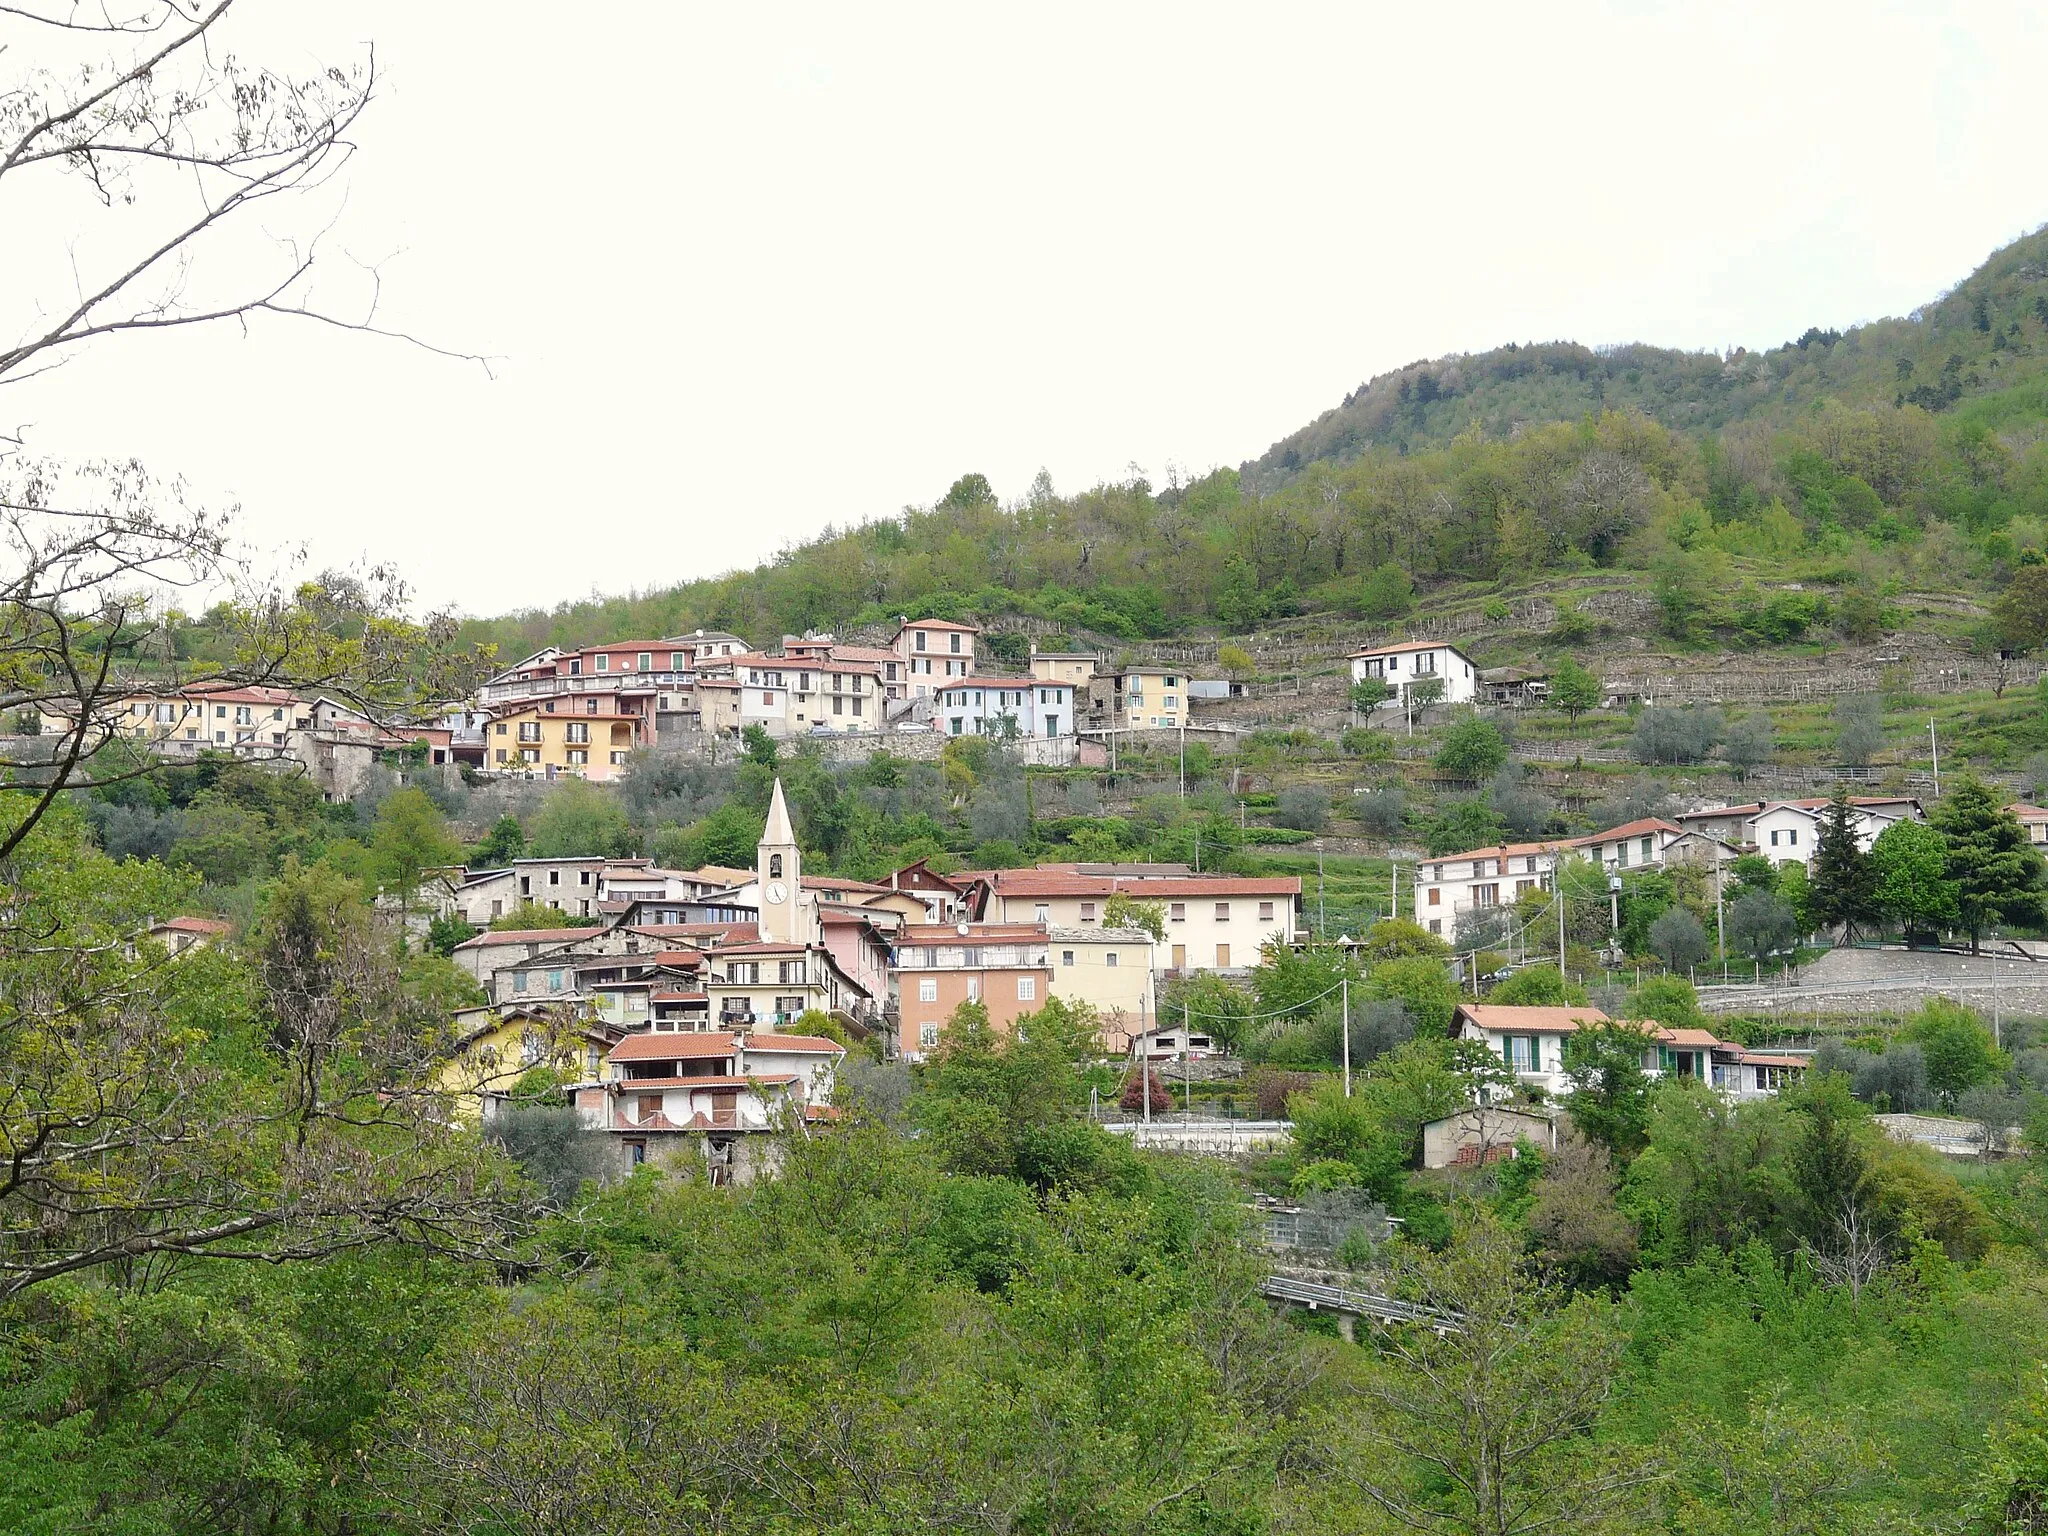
756,778,810,945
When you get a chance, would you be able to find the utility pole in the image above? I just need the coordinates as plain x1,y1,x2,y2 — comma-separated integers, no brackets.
1715,851,1726,962
1178,725,1186,802
1315,839,1326,937
1238,799,1246,833
1389,861,1398,920
1341,977,1351,1098
1930,716,1940,798
1557,863,1568,973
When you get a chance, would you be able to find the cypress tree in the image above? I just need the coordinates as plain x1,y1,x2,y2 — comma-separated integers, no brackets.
1808,788,1879,943
1929,779,2048,953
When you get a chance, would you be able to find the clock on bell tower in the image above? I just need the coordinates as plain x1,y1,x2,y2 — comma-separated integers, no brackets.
756,777,806,945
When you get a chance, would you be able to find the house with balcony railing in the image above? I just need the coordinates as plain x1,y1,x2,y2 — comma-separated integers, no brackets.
579,1028,843,1183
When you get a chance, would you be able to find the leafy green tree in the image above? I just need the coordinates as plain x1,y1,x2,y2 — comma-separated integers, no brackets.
490,900,599,931
426,912,478,955
1647,906,1710,972
1358,561,1414,618
1727,852,1778,896
1786,1075,1889,1300
660,799,765,871
1425,797,1507,857
1871,818,1959,944
1899,998,2005,1104
1101,891,1166,940
1563,1023,1658,1159
1488,965,1587,1006
1370,955,1461,1036
470,812,526,868
370,786,463,906
1350,675,1394,712
741,722,779,768
1726,888,1798,963
1218,642,1256,678
527,777,638,859
1549,654,1600,723
1806,789,1879,941
1303,1210,1652,1536
1408,674,1447,711
1993,562,2048,654
1929,777,2048,951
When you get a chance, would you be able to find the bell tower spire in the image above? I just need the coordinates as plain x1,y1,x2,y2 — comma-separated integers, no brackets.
756,778,807,944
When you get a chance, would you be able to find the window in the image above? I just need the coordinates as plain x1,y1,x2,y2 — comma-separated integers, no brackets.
1641,836,1653,860
566,749,588,766
1079,901,1096,921
520,748,540,764
638,652,651,671
1062,950,1075,966
625,1140,646,1166
1213,902,1230,921
915,631,927,651
919,1022,940,1049
1472,884,1499,906
596,654,609,672
965,977,979,1003
1428,918,1442,935
1017,976,1035,1001
518,721,542,743
579,870,592,885
670,652,684,669
512,971,528,993
1259,901,1275,921
1169,902,1186,922
1105,952,1118,968
1789,829,1799,846
1769,830,1780,847
496,722,508,736
548,870,560,885
918,978,938,1003
769,853,783,878
586,698,599,714
731,962,758,984
566,722,589,744
950,633,961,653
1615,843,1628,868
547,970,564,991
1427,887,1442,906
778,960,803,983
1215,943,1230,968
776,995,804,1017
1034,902,1050,923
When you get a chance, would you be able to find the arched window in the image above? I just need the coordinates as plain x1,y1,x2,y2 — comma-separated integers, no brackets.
769,854,783,879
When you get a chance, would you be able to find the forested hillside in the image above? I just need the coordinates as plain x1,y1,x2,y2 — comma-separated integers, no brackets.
462,229,2048,656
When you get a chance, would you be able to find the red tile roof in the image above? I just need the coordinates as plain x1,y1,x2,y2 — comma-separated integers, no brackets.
454,928,601,949
1347,639,1474,658
157,916,231,935
1455,1004,1612,1034
612,1073,799,1089
626,922,759,942
986,871,1301,898
894,618,981,632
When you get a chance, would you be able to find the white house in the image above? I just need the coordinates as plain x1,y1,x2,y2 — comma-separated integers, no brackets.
1674,796,1921,857
977,869,1302,974
1746,798,1920,868
1413,817,1704,945
1348,639,1479,708
936,676,1075,739
1454,1003,1611,1098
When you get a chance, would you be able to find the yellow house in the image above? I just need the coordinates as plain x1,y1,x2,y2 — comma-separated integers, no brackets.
44,685,307,750
439,1003,610,1118
486,705,646,781
1047,925,1158,1051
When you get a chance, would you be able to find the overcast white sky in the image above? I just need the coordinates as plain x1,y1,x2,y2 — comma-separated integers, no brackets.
7,1,2047,617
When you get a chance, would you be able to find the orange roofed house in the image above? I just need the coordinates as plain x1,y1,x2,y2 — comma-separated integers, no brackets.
576,1028,844,1185
895,922,1053,1060
1453,1003,1809,1103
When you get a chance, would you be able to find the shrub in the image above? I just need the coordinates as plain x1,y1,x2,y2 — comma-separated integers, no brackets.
1275,786,1330,833
1341,727,1393,761
1358,562,1414,619
1119,1067,1172,1115
1352,786,1405,836
1249,1068,1319,1119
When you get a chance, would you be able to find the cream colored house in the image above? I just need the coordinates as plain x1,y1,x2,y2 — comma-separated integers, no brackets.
1047,925,1158,1050
978,870,1301,974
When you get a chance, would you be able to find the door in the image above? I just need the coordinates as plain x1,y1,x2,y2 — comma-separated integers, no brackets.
1171,944,1185,971
1215,943,1230,968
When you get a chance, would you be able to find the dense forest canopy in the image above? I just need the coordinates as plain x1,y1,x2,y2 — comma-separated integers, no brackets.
457,229,2048,656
